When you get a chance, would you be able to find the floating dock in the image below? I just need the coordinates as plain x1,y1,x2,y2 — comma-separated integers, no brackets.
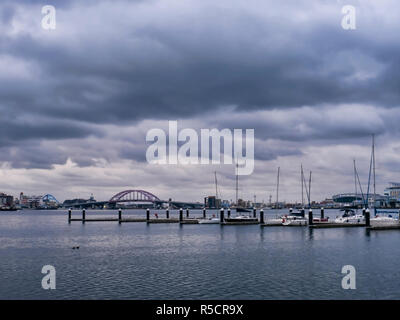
310,223,366,229
222,220,259,225
367,225,400,231
180,219,199,224
69,218,118,222
148,218,179,223
260,222,283,227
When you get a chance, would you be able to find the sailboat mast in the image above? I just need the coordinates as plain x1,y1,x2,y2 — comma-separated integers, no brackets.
214,171,218,199
354,159,357,209
372,134,376,212
308,171,312,208
301,164,304,207
276,167,280,208
235,163,239,205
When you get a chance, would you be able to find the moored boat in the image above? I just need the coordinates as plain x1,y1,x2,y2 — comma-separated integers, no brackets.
198,216,220,224
370,215,400,228
224,215,258,223
334,209,365,224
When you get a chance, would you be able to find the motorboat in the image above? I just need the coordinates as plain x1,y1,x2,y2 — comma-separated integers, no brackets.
198,216,220,224
282,211,307,226
334,209,364,224
282,217,307,226
262,218,284,226
263,208,306,226
370,215,400,228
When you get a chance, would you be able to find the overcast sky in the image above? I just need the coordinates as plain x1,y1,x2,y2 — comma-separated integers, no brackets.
1,0,400,203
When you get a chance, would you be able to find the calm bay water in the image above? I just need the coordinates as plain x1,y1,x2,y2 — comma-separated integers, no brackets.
1,209,400,300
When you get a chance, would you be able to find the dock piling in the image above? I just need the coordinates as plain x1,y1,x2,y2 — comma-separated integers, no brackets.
320,207,324,219
308,209,313,225
118,208,122,224
203,208,206,219
220,208,224,223
365,209,370,227
166,208,169,219
82,209,86,224
179,208,183,222
186,208,189,218
253,208,256,218
227,208,231,218
260,209,264,224
68,208,71,223
146,208,150,222
301,208,305,217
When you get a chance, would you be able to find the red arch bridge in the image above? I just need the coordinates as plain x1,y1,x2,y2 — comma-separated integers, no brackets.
65,190,203,209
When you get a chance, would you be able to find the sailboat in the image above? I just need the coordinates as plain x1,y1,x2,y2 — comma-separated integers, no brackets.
282,166,308,226
199,171,221,224
226,162,257,222
369,135,400,228
232,161,251,213
262,167,286,225
334,159,365,224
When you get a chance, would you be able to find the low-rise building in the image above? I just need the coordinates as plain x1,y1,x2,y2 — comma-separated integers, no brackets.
0,193,14,208
204,196,221,208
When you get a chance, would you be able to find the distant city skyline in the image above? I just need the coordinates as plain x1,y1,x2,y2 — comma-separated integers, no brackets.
1,1,400,202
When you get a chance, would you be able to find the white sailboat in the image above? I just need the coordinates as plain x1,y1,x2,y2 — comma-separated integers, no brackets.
227,162,257,222
282,167,309,226
199,172,222,224
262,167,285,225
368,134,399,228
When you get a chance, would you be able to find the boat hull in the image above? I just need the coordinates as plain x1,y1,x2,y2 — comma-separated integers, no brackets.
198,218,220,224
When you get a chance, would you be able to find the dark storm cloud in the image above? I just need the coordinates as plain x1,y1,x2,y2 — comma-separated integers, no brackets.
0,117,103,147
2,0,400,123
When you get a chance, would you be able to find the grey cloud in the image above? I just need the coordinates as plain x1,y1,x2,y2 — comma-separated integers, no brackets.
1,0,400,126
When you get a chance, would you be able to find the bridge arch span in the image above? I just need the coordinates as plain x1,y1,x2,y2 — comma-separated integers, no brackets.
109,190,161,203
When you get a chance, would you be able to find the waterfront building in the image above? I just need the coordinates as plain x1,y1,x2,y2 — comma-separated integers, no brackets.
320,198,337,208
19,192,42,208
204,196,221,209
0,193,14,208
18,193,59,209
221,200,230,208
384,182,400,200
